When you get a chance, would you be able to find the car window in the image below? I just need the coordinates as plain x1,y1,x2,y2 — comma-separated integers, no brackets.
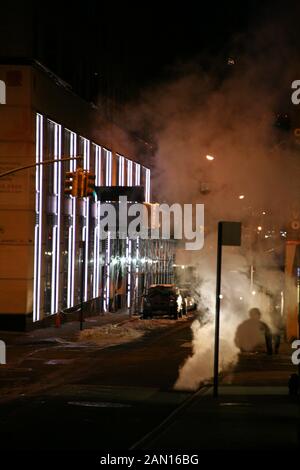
148,287,175,296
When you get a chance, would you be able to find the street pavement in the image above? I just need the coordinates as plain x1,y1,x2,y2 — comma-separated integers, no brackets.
0,310,136,400
0,313,195,450
143,352,300,450
0,312,299,452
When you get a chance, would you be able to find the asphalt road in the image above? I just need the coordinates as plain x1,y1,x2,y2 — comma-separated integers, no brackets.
0,314,299,452
0,316,195,450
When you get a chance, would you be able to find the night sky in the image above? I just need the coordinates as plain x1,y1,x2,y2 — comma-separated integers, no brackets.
2,1,300,106
13,1,275,101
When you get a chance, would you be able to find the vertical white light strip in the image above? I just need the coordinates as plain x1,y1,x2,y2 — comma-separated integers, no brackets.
67,225,72,307
127,160,133,186
127,238,132,308
105,150,112,186
50,122,61,315
145,168,151,203
33,113,43,322
93,225,98,298
105,150,108,185
135,163,141,186
50,122,57,315
93,144,101,298
105,149,109,185
109,151,112,186
70,132,77,306
105,231,111,311
135,237,139,310
118,155,124,186
85,138,90,170
83,138,90,301
121,156,124,185
55,124,62,313
97,146,102,295
51,224,57,314
93,144,98,298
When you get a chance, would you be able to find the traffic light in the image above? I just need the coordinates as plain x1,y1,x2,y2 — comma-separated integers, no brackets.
76,168,85,198
64,168,95,198
64,171,77,196
85,172,96,197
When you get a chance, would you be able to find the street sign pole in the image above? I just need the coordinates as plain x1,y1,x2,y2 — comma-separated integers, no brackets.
0,156,83,179
213,221,242,398
213,222,223,398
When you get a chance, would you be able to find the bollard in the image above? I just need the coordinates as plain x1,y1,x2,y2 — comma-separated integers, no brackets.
55,311,61,328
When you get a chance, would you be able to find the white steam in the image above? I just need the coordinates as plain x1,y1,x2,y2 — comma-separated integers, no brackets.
118,15,298,390
175,240,282,391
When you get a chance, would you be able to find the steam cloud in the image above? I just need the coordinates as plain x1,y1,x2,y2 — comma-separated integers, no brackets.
174,241,283,391
117,9,300,389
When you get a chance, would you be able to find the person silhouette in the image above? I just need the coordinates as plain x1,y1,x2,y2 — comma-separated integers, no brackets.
235,308,273,354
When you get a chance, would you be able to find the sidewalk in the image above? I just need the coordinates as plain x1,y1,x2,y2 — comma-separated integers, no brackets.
1,309,132,344
223,341,297,386
0,309,134,365
146,344,300,450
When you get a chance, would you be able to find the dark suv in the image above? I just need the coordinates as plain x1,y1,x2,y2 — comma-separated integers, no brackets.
142,284,186,319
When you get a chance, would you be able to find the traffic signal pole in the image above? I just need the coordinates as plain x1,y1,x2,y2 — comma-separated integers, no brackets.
0,156,83,179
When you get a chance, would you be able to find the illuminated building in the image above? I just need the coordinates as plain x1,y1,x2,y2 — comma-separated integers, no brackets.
0,62,174,330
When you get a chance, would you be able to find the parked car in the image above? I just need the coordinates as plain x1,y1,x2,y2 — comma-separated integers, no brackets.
142,284,185,319
180,288,197,311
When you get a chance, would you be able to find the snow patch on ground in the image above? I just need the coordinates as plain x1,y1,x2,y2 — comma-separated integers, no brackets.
77,318,179,346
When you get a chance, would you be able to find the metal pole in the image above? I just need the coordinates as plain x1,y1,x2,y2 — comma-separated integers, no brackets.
80,238,86,331
213,222,223,398
0,156,83,179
